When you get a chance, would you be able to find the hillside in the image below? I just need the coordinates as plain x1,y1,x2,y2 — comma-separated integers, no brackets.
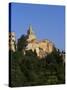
9,33,65,87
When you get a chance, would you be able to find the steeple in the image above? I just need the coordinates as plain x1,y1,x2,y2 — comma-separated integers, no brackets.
27,25,36,42
27,25,34,35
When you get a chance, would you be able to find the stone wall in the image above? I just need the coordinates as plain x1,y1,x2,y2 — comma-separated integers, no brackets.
9,32,16,52
25,39,54,58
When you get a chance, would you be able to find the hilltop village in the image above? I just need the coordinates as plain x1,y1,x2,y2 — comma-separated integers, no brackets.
9,25,65,59
9,25,65,87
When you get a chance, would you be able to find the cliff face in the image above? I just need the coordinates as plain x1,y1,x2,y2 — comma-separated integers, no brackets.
24,26,54,58
25,40,54,58
9,32,17,52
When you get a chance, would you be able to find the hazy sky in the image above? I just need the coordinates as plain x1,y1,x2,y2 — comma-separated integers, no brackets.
10,3,65,50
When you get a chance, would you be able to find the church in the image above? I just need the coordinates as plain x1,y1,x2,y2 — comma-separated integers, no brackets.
9,25,55,58
24,25,55,58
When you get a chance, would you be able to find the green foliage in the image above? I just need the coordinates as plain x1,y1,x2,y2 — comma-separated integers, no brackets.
10,35,65,87
17,35,27,51
10,49,65,87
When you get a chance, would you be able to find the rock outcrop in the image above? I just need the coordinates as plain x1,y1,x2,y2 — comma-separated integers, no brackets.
24,25,55,58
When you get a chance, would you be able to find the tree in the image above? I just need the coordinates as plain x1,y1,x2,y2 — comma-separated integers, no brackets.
17,35,27,51
10,37,65,87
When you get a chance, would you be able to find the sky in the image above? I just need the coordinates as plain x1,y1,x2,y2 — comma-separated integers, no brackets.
10,3,65,50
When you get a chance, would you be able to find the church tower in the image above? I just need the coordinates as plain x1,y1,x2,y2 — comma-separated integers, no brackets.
27,25,36,42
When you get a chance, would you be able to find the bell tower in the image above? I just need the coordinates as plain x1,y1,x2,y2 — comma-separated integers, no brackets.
27,25,36,42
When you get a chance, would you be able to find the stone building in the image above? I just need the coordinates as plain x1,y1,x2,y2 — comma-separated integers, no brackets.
9,32,17,52
26,25,36,42
24,25,54,58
